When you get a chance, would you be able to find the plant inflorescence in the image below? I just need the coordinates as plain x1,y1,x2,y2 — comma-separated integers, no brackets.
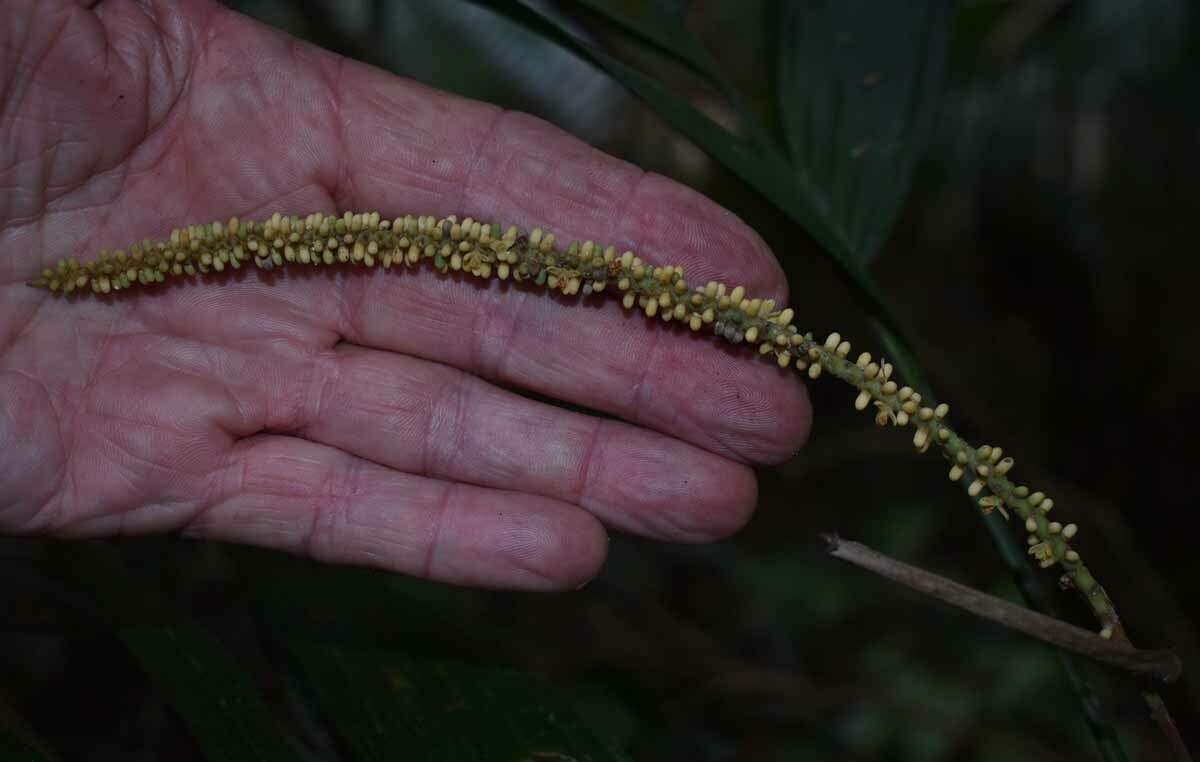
28,210,1121,638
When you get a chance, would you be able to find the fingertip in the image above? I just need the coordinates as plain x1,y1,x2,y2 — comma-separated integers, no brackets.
697,328,818,463
761,374,814,464
557,510,610,590
489,500,609,591
673,461,760,543
715,465,760,539
588,431,761,544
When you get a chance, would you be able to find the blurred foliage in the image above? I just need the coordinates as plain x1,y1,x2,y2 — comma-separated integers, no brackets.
774,0,949,265
3,0,1199,761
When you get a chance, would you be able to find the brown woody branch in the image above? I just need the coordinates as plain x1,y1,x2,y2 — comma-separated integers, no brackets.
822,533,1182,683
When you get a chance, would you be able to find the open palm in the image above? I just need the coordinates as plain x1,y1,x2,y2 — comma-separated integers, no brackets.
0,0,809,589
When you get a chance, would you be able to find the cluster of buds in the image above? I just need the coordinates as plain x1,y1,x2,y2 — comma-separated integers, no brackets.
31,210,821,368
802,332,1118,639
29,210,1119,639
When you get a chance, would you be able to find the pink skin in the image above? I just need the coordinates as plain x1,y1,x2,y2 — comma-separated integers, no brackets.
0,0,811,590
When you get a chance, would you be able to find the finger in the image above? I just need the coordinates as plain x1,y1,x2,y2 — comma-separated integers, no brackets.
134,332,758,543
282,344,760,542
178,6,809,460
322,81,812,460
188,434,608,590
245,47,811,459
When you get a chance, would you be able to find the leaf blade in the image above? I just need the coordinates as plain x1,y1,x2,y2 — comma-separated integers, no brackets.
0,692,57,762
777,0,951,265
51,542,304,762
574,0,711,77
286,641,632,762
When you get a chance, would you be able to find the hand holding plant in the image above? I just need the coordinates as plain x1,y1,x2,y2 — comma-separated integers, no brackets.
0,0,810,589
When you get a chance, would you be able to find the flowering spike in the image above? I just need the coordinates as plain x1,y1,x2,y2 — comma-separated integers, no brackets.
33,210,1115,637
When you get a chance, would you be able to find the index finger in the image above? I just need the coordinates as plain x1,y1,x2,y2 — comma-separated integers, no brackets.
321,65,811,462
179,11,813,463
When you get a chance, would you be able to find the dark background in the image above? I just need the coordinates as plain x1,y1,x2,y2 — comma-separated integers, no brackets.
3,1,1197,760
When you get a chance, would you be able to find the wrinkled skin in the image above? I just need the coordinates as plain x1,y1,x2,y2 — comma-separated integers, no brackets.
0,0,810,589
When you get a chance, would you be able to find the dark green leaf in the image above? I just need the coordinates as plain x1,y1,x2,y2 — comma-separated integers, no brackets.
241,549,636,759
236,545,513,655
947,0,1014,74
117,625,306,762
0,736,53,762
51,542,304,762
286,641,632,762
0,693,56,762
777,1,950,265
493,1,822,237
369,1,622,141
573,0,711,78
571,0,779,152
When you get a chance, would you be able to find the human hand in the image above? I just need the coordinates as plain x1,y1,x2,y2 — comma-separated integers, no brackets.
0,0,810,589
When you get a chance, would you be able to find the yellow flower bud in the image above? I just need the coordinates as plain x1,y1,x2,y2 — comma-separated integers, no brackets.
912,427,929,450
